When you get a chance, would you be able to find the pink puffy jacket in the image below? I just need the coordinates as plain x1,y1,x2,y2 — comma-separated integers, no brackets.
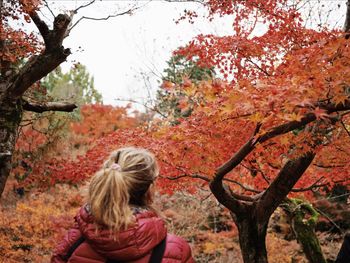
51,205,195,263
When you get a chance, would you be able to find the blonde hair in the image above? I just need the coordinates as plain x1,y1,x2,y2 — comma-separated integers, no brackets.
88,147,159,232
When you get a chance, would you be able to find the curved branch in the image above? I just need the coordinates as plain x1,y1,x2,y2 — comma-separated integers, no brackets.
159,173,210,182
257,152,315,222
6,10,72,99
68,3,146,34
209,100,350,214
29,10,50,45
43,0,55,18
224,177,261,194
74,0,96,14
22,100,77,113
291,177,327,193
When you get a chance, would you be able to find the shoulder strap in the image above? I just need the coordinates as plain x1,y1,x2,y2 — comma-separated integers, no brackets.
62,236,85,261
66,236,166,263
149,237,167,263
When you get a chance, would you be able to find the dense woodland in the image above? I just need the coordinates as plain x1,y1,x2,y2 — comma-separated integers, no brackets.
1,0,350,262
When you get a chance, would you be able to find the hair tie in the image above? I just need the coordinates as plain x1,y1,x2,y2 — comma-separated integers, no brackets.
111,163,122,171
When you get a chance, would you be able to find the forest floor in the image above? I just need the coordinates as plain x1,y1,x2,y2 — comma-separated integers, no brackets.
0,180,344,263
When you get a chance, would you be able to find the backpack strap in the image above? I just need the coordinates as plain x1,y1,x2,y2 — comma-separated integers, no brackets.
62,236,85,261
149,236,167,263
106,237,167,263
65,235,166,263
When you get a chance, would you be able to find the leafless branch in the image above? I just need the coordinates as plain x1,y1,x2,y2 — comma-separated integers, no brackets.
245,57,271,76
159,173,210,182
313,162,346,169
22,100,77,113
291,177,327,192
68,2,148,34
223,177,261,194
43,0,55,18
315,207,343,233
159,158,211,182
115,97,168,118
29,10,50,46
254,122,262,135
344,0,350,35
73,0,96,14
164,0,205,4
258,152,316,222
341,119,350,137
69,9,132,33
7,10,71,99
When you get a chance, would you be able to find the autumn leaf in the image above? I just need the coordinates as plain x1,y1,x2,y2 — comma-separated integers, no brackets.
312,107,329,120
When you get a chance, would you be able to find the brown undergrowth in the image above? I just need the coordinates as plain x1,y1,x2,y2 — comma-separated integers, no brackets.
0,180,343,262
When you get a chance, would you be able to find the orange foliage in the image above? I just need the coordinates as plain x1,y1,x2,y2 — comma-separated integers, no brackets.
70,104,139,146
13,104,140,189
0,185,81,262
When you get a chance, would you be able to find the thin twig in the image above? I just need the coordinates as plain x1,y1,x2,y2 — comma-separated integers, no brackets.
68,2,149,34
315,207,343,233
73,0,95,14
159,173,210,182
43,0,55,18
291,177,327,192
340,119,350,137
115,98,168,118
223,177,262,193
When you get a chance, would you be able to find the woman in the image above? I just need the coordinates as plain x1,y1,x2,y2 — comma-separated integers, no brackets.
51,147,194,263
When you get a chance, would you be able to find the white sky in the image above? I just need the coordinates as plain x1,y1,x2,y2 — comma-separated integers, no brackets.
41,0,346,108
42,1,233,107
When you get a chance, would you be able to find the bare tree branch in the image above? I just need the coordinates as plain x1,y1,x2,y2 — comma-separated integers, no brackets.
224,177,261,194
344,0,350,36
73,0,96,14
6,10,72,99
341,119,350,137
43,0,55,18
68,3,147,34
257,152,315,222
313,162,346,169
291,176,327,193
160,173,210,182
115,97,168,118
164,0,205,3
22,100,77,113
29,10,50,46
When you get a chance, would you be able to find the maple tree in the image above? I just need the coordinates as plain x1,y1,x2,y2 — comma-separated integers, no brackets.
161,1,350,262
54,1,350,262
0,0,140,197
2,0,350,262
0,0,77,197
13,104,140,190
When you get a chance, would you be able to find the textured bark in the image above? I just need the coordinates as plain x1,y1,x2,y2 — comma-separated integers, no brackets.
210,151,316,263
284,199,327,263
0,9,73,197
22,100,77,113
0,98,22,195
235,208,269,263
345,1,350,37
257,152,315,222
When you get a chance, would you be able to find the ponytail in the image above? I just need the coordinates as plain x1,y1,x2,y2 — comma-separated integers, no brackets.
87,147,158,232
88,168,133,232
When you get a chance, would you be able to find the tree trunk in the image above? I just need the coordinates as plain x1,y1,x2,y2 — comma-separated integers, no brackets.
284,198,327,263
0,96,22,195
235,213,269,263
